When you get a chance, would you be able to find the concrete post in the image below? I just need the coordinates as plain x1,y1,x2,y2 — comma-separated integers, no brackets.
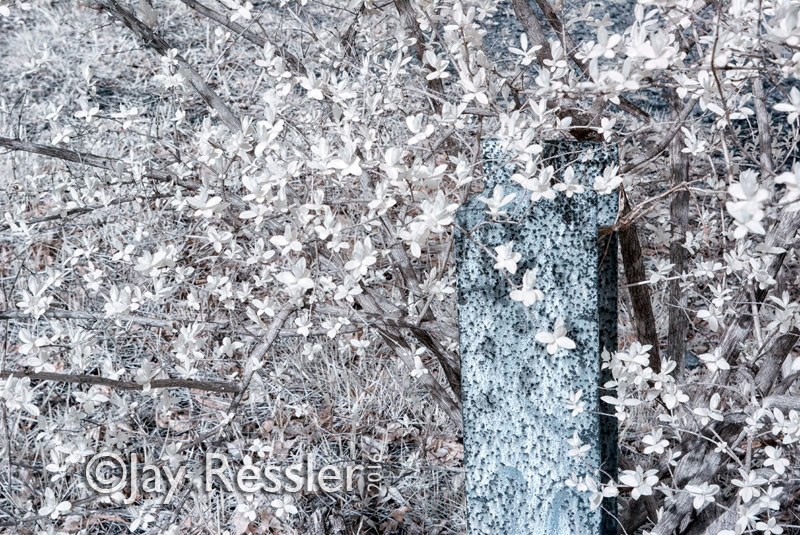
455,139,619,534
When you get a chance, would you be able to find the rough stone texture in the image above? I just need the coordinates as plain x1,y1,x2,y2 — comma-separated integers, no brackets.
456,140,618,535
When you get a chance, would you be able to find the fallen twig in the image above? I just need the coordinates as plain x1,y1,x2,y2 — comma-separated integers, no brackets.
0,369,241,393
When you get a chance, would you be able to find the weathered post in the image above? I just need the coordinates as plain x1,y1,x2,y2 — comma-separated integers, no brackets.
455,140,618,534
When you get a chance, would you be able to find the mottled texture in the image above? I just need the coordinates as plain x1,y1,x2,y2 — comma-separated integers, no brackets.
456,140,618,535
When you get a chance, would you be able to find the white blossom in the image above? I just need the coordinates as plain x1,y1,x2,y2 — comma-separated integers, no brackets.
510,269,545,306
619,466,658,499
345,237,378,276
775,86,800,123
535,316,576,355
493,241,522,274
553,166,586,198
270,495,298,517
685,482,720,510
477,185,516,218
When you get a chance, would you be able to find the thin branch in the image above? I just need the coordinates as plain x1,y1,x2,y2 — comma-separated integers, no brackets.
714,209,800,369
0,137,250,226
0,307,457,340
7,193,171,228
653,209,800,535
0,137,207,231
0,306,297,396
532,0,650,122
170,304,297,454
620,98,698,174
177,0,305,74
227,303,295,413
379,218,461,398
0,136,171,181
0,370,242,393
354,288,462,428
752,74,774,175
650,419,740,535
509,0,601,141
99,0,242,133
606,179,703,232
394,0,445,113
754,328,799,395
0,309,188,329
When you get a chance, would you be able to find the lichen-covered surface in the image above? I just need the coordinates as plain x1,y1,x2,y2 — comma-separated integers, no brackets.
455,140,618,534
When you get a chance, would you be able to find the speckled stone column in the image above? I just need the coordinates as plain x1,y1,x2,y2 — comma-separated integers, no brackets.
455,140,618,535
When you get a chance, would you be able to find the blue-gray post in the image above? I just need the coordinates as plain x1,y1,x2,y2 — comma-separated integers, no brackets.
455,140,618,534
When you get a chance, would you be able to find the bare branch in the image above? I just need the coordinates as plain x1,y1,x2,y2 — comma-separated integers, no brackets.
714,209,800,369
0,305,296,398
227,303,296,413
764,394,800,411
0,136,171,181
0,136,250,225
532,0,650,122
177,0,305,74
1,192,172,228
653,209,800,534
354,288,462,428
378,218,461,398
99,0,242,132
0,307,456,340
753,75,774,174
650,419,741,535
621,98,698,174
394,0,445,113
754,329,800,395
510,0,602,140
0,370,242,393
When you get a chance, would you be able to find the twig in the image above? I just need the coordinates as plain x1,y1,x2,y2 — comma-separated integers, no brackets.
0,307,456,340
0,308,187,328
712,208,800,370
351,287,462,428
99,0,242,133
749,285,763,347
620,98,698,174
378,218,462,398
754,328,799,395
12,193,172,228
175,303,296,452
707,0,764,173
653,209,800,535
0,370,242,393
230,304,294,411
0,136,215,228
752,74,773,175
510,0,602,141
607,179,703,232
177,0,305,74
0,307,295,407
532,0,650,123
0,136,171,181
394,0,445,113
